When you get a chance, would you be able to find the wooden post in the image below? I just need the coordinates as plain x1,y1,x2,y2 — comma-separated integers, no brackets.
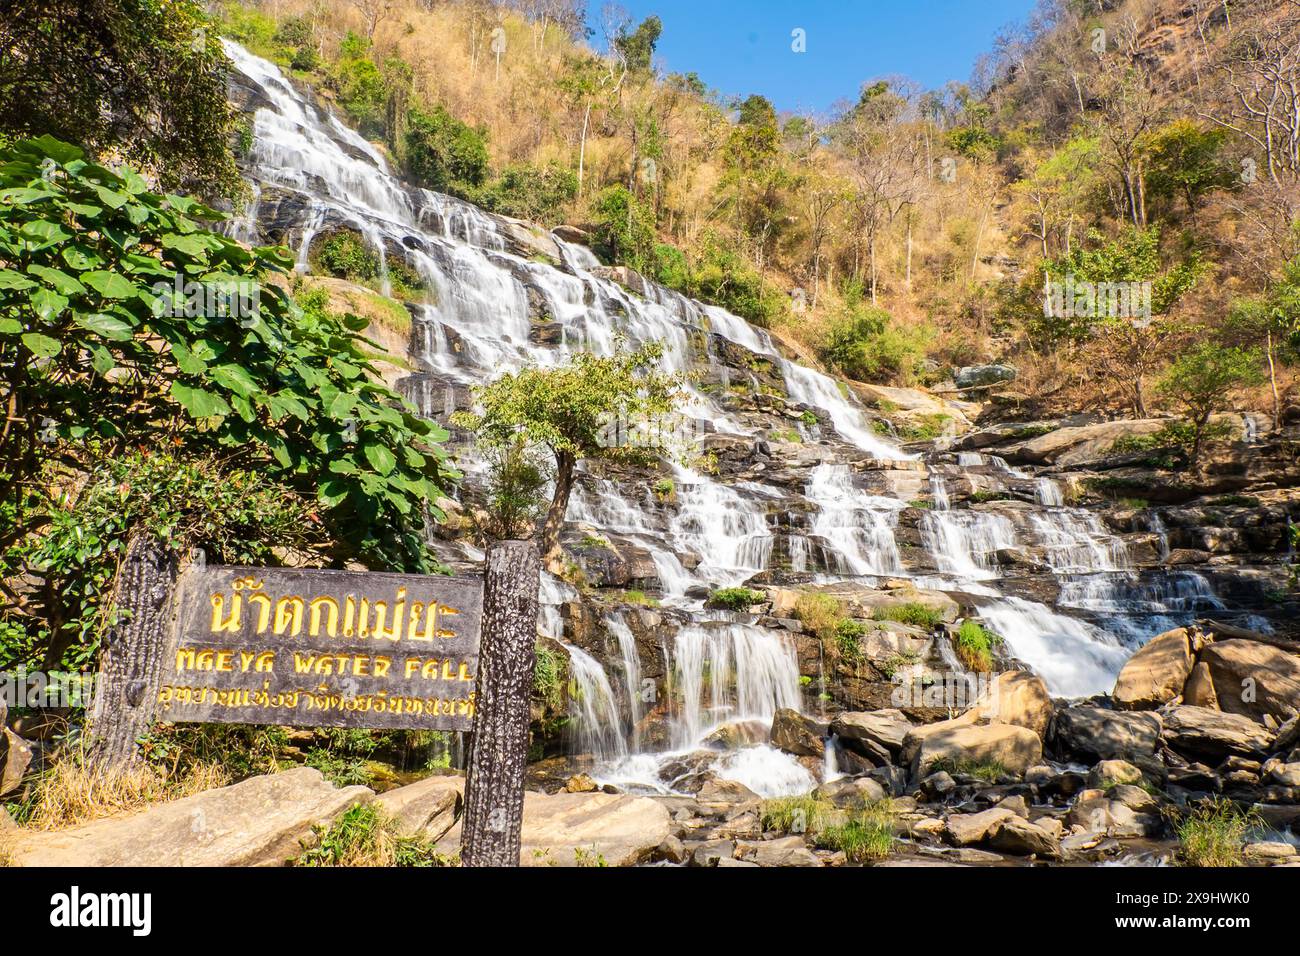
461,540,540,867
88,536,178,768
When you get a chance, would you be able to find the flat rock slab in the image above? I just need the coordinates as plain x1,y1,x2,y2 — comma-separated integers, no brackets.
439,790,671,867
375,774,463,842
9,767,372,867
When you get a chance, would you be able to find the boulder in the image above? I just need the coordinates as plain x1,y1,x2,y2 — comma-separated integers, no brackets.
969,671,1053,739
987,816,1061,858
374,774,462,842
829,709,913,757
736,835,821,867
771,708,827,758
1162,705,1273,762
1183,661,1220,709
1243,841,1296,862
695,777,761,805
563,773,600,793
1087,760,1144,789
9,768,372,867
814,775,886,809
439,790,672,867
908,721,1042,778
1011,418,1169,468
955,364,1017,390
0,728,33,797
1052,706,1162,762
944,808,1016,846
1113,628,1193,710
1199,639,1300,724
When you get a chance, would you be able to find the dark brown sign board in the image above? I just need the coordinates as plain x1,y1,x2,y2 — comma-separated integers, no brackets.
158,565,485,732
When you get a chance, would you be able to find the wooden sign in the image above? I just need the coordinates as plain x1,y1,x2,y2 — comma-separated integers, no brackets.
158,565,485,731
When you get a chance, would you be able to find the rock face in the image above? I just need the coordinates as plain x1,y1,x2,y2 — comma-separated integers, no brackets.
1162,705,1273,762
969,671,1054,739
9,768,372,867
439,790,671,867
770,708,827,758
1052,706,1162,762
1113,627,1193,710
1198,639,1300,724
907,721,1042,778
1009,418,1169,467
829,709,912,757
374,774,463,842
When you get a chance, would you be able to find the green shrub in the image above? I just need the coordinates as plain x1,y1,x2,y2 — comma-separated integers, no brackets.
834,618,868,662
873,603,945,629
590,184,658,275
475,163,577,225
296,804,456,867
955,619,1000,672
760,795,834,834
1174,798,1259,867
814,805,895,862
533,644,566,710
821,297,929,384
705,587,765,611
403,104,490,196
314,229,380,282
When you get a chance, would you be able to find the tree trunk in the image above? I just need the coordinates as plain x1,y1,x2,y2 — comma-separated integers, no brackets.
87,537,178,769
539,450,575,569
1267,327,1281,432
577,103,591,196
461,541,541,867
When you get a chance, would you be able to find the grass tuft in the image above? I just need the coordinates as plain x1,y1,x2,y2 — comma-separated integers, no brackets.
1173,798,1259,868
295,803,457,867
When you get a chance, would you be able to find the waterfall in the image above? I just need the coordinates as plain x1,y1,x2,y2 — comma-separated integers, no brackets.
223,40,1265,787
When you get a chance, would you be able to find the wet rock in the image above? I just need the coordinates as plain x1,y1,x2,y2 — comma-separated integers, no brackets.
1163,705,1273,762
564,773,600,793
1113,627,1193,710
702,720,770,750
688,839,736,867
654,834,689,864
771,708,827,758
1269,763,1300,787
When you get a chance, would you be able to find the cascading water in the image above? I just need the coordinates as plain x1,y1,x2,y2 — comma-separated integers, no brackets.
225,41,1260,794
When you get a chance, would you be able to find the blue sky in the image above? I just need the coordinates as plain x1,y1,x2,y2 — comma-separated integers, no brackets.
587,0,1039,113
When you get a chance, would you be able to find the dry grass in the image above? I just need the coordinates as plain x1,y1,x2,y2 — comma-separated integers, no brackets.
24,752,229,832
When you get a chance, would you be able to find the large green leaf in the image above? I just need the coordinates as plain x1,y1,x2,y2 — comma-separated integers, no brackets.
21,332,61,357
82,270,138,299
169,381,230,419
73,312,135,341
363,442,397,475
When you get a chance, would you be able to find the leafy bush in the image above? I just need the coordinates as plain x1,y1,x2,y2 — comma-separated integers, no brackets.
403,105,490,196
0,137,455,606
533,644,566,710
873,603,945,629
476,163,577,225
955,619,1000,672
2,451,324,670
314,228,380,282
821,299,928,384
705,587,765,611
296,803,456,867
590,184,658,275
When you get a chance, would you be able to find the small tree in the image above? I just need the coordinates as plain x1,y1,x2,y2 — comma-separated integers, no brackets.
1157,344,1263,472
455,345,684,566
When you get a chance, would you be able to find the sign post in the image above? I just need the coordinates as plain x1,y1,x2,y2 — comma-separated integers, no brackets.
461,540,540,867
87,538,541,866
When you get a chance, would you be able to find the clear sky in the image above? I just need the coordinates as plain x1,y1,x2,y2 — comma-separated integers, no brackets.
587,0,1039,114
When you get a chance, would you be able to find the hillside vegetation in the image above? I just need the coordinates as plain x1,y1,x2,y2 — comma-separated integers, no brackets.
215,0,1300,430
